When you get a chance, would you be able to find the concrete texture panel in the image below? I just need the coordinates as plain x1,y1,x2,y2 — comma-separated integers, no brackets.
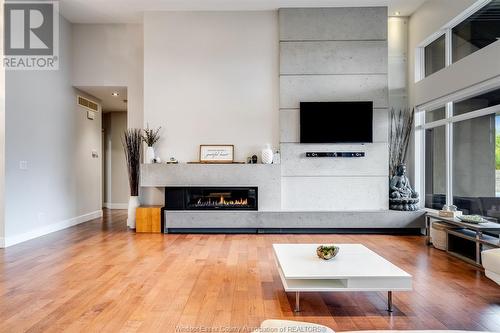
280,143,388,177
165,212,258,229
164,210,424,229
280,41,388,75
258,210,424,228
281,176,388,211
280,109,300,143
279,7,388,41
280,75,388,109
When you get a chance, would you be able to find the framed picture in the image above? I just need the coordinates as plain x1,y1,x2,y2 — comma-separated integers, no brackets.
199,145,234,163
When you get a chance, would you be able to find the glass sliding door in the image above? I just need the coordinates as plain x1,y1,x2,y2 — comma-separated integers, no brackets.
425,126,447,209
452,113,500,220
418,86,500,218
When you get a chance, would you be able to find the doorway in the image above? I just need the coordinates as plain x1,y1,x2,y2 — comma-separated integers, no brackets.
76,86,128,210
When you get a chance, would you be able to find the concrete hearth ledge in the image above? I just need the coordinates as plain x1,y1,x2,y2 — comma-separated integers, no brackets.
164,210,425,230
142,165,425,231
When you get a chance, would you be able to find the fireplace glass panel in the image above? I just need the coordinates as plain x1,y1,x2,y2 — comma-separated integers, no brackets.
164,187,258,211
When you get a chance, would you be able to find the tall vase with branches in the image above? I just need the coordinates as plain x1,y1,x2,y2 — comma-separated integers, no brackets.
142,124,161,164
389,108,414,177
122,129,143,229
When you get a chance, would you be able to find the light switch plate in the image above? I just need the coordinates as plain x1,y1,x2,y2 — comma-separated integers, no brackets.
87,110,96,120
19,160,28,170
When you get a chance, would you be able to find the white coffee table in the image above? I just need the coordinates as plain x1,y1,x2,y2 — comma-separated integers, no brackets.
273,244,412,312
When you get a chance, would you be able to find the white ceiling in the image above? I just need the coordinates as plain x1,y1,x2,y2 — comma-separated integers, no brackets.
76,86,128,113
60,0,427,23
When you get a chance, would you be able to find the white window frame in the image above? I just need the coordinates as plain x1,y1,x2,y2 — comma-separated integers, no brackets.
415,33,445,81
415,0,493,82
415,76,500,209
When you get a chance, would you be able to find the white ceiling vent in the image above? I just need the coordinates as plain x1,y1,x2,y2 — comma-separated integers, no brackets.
77,95,99,112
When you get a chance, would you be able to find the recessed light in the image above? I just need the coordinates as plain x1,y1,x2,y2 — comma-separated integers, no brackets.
111,92,119,97
394,11,401,16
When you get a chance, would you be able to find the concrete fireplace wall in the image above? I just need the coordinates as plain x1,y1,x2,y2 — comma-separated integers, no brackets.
278,8,389,211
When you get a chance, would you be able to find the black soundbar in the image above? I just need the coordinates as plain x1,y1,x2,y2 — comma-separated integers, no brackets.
306,152,365,158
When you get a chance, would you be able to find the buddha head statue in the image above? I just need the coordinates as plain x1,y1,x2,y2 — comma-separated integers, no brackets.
396,164,407,176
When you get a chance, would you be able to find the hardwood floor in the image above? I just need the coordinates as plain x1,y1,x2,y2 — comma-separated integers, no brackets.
1,209,499,333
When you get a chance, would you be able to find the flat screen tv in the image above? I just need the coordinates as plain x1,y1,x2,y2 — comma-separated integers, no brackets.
300,101,373,143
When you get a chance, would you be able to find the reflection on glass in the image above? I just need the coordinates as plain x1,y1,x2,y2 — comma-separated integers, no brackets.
425,35,446,77
454,88,500,116
452,114,500,220
426,106,446,123
452,0,500,63
425,126,446,209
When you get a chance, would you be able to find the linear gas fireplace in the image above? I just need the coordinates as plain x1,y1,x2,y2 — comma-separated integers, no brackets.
164,187,258,211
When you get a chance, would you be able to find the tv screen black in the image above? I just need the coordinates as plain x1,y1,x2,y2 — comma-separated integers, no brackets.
300,102,373,143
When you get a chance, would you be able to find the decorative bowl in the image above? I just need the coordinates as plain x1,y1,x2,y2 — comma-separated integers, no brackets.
458,215,487,224
316,245,340,260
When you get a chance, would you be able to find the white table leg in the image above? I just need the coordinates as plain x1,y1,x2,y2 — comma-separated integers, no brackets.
294,291,300,312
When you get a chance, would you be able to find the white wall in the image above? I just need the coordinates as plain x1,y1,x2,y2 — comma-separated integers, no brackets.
388,16,408,109
143,11,279,163
72,24,144,129
4,16,103,247
0,1,5,247
103,112,129,208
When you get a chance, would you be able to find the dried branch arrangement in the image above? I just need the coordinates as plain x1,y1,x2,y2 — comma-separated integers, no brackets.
122,129,143,196
142,125,161,147
389,108,414,177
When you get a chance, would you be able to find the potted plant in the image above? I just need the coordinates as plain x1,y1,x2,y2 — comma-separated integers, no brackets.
142,124,161,164
122,128,142,228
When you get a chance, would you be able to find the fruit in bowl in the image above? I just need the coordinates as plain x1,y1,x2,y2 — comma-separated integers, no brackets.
316,245,340,260
458,215,487,224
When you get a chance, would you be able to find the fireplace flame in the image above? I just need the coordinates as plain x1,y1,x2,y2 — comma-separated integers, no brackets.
195,196,248,207
219,195,248,206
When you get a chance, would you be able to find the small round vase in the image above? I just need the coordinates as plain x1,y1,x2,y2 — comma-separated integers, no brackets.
145,146,155,164
261,144,273,164
127,196,140,229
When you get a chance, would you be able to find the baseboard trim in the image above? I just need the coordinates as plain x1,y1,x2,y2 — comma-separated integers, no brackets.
103,202,128,210
1,210,103,248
